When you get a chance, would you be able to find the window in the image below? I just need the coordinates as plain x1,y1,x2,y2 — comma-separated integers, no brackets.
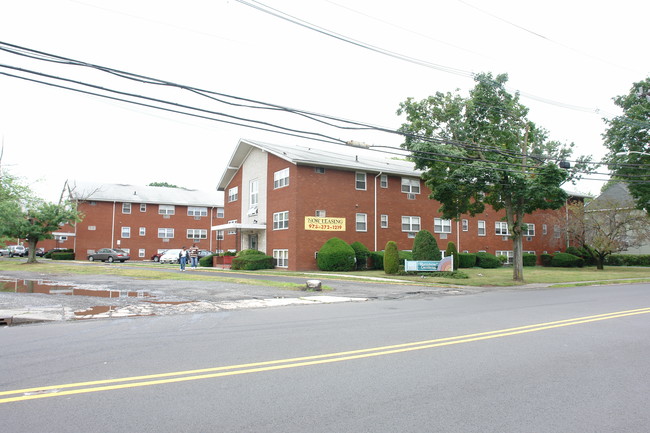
273,211,289,230
228,219,237,235
380,174,388,188
496,250,515,264
524,223,535,237
553,225,561,239
434,218,452,234
462,219,469,232
187,229,207,239
401,178,421,194
188,207,208,217
88,225,96,231
158,228,174,238
495,222,510,236
356,213,367,232
355,172,367,190
314,167,325,174
216,207,224,218
216,230,224,240
138,249,145,258
228,187,239,202
381,214,388,228
478,220,486,236
139,227,146,236
249,180,259,207
542,224,548,235
315,210,326,217
140,203,146,212
159,205,175,215
121,227,131,238
122,203,131,214
274,168,290,189
273,249,289,268
402,216,421,232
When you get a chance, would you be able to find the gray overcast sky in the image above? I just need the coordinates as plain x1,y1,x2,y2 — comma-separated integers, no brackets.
1,0,647,201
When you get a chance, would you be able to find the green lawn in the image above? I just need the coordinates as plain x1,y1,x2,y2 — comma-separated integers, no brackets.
1,259,650,287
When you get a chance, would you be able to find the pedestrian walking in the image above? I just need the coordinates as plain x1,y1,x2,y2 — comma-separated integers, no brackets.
189,243,200,269
178,246,189,271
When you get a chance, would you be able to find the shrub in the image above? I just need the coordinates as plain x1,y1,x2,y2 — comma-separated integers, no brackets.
350,241,370,270
231,254,274,270
237,249,265,257
497,255,508,264
44,248,73,259
446,242,459,270
223,250,237,256
412,230,441,260
458,253,477,268
51,252,75,260
475,252,501,269
522,253,537,267
384,241,399,274
540,253,553,267
605,254,650,266
199,254,215,267
551,252,584,268
317,237,356,272
369,251,383,270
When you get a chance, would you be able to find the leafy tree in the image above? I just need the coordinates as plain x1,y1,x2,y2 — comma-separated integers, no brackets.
603,77,650,214
148,182,179,188
397,72,588,281
411,230,441,260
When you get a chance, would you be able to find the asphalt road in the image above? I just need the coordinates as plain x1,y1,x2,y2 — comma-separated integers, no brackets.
2,282,650,432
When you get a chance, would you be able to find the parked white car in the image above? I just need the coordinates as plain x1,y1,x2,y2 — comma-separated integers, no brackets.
159,249,183,264
8,245,26,257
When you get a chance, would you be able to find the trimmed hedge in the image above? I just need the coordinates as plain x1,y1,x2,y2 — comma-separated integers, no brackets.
412,230,441,261
199,254,216,267
317,238,356,271
384,241,399,275
231,254,274,270
605,254,650,266
551,252,584,268
458,253,477,268
475,252,501,269
446,242,459,270
350,241,370,270
51,252,75,260
237,249,265,257
541,253,553,267
523,253,537,267
44,248,73,259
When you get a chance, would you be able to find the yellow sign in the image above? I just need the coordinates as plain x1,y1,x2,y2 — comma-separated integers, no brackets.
304,216,346,231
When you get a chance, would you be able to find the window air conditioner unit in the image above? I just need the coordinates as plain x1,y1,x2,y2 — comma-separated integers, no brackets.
194,216,201,220
502,236,509,241
407,193,416,200
527,237,532,241
163,215,170,219
163,238,170,243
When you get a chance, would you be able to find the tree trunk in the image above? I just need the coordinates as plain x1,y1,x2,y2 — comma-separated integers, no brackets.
595,254,605,270
512,232,524,281
26,237,37,264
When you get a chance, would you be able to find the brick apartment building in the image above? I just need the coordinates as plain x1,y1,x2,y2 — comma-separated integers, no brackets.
62,183,225,260
213,138,588,271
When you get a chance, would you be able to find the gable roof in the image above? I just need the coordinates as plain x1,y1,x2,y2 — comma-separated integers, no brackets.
69,182,223,207
217,138,422,190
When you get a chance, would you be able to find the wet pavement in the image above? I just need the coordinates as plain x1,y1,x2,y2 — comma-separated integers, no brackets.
0,265,488,325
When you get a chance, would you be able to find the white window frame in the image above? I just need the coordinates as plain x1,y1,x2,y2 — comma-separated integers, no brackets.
158,228,174,239
402,216,421,232
216,230,224,240
315,210,326,217
273,249,289,268
462,219,469,232
187,229,208,239
159,205,175,215
273,211,289,230
356,213,367,232
542,224,548,235
434,218,452,234
380,174,388,188
228,187,239,202
524,223,535,237
478,220,486,236
188,207,208,217
122,202,131,214
140,203,146,212
228,219,237,235
495,222,510,236
249,179,259,208
139,227,146,236
355,172,367,190
380,214,388,228
274,168,290,189
553,225,561,239
216,207,224,218
496,250,514,264
121,226,131,238
401,178,421,194
138,249,145,258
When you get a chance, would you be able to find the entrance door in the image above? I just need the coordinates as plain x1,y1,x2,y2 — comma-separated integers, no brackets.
248,234,258,250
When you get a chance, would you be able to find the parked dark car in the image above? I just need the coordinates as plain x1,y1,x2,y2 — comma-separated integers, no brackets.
88,248,130,263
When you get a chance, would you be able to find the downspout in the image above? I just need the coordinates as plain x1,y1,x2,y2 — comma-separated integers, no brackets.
111,201,116,249
374,172,382,252
456,219,460,252
210,206,215,252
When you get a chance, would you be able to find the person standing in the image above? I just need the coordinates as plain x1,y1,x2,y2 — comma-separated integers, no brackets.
189,243,200,270
178,246,189,271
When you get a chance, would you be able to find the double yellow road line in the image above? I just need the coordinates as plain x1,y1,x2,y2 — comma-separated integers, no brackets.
2,307,649,404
